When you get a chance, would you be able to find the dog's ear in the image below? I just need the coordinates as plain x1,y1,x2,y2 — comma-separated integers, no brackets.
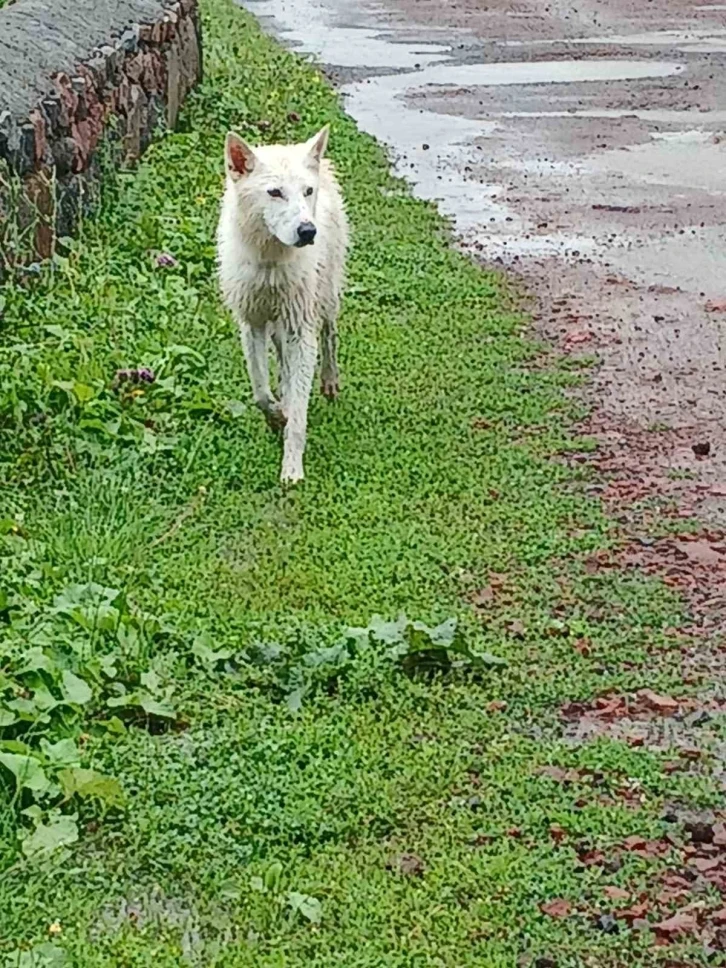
305,125,330,165
225,132,256,180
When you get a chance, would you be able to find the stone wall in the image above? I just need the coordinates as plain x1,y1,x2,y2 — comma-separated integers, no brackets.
0,0,202,270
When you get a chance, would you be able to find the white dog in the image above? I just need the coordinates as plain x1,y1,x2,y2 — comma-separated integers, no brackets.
217,125,349,483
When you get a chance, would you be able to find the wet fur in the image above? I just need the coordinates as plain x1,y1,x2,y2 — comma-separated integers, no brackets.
217,127,349,483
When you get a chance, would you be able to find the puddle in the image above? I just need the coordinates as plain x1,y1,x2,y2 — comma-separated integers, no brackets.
359,58,683,90
241,0,450,68
651,129,717,143
606,228,726,298
340,59,683,242
501,27,726,53
584,139,726,194
483,109,726,125
569,28,726,53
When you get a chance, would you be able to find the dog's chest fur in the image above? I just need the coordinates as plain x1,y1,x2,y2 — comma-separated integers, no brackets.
222,253,313,325
218,219,320,331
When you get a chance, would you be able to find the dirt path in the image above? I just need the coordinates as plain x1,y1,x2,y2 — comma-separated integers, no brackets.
244,0,726,528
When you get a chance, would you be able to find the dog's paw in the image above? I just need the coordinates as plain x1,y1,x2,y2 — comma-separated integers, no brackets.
280,465,304,485
320,376,339,401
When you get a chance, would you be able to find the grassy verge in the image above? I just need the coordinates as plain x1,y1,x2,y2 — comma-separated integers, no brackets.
0,0,718,964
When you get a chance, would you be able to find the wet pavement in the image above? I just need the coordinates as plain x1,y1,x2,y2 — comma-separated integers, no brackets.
242,0,726,522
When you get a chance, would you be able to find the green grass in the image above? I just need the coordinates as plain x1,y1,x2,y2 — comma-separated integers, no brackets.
0,0,719,964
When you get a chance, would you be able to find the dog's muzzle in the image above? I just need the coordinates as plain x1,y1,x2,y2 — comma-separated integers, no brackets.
295,221,317,247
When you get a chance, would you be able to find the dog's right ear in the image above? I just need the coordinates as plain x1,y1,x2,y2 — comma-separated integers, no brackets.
225,132,256,180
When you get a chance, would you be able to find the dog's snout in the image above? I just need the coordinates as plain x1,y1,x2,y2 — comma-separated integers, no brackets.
296,221,317,246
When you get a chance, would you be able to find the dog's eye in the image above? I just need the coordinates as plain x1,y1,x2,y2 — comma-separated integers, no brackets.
267,188,283,198
304,187,314,197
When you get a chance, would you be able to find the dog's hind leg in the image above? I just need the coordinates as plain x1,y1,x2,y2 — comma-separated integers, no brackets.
320,314,339,401
279,333,317,483
239,321,286,431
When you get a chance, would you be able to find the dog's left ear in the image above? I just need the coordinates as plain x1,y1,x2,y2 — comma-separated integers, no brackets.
305,125,330,164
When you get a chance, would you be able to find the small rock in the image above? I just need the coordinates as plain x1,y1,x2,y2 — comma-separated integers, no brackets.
603,886,629,901
287,111,301,123
622,835,647,852
692,441,711,457
387,852,425,877
638,689,679,715
685,821,714,844
653,911,698,939
471,586,494,607
679,746,702,761
540,898,571,918
595,914,619,934
689,855,720,873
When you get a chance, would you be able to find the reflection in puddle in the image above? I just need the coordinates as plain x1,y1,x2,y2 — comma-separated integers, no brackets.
357,58,683,91
585,139,726,194
607,228,726,295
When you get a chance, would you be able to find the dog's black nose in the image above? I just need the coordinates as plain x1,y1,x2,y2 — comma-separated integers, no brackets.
296,222,317,246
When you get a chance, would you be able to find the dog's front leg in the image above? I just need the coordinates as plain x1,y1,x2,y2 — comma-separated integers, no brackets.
239,321,286,431
279,332,317,484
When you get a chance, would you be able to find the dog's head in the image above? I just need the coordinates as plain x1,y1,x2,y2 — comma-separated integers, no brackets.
224,126,330,248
